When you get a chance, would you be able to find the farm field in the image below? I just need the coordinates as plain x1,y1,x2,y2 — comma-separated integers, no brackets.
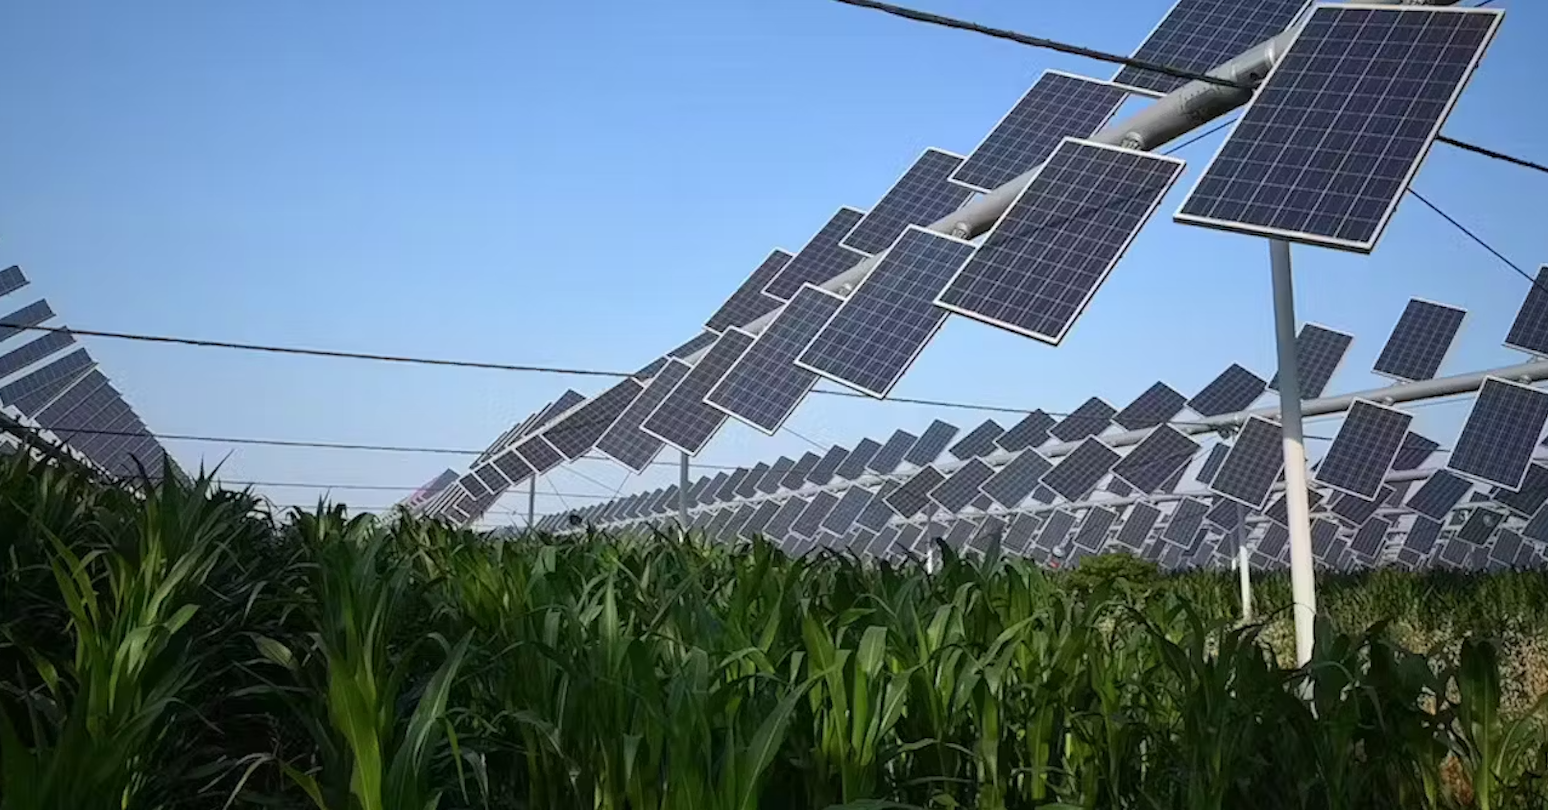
2,455,1547,809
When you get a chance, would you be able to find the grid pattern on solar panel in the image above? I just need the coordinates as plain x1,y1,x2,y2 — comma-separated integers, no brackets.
1264,488,1327,527
1108,478,1134,497
780,453,818,490
1374,299,1466,381
1448,378,1548,490
1254,523,1289,559
716,469,751,502
969,517,1009,554
949,420,1006,460
736,463,770,499
0,301,54,345
1504,267,1548,356
842,149,974,256
1113,0,1310,95
1269,324,1352,399
996,410,1055,452
543,380,644,459
906,420,960,466
797,227,977,398
1329,484,1389,527
869,431,918,474
1113,382,1188,431
1392,431,1439,471
1210,417,1285,509
1114,503,1162,550
929,459,997,513
1176,6,1502,251
765,208,868,299
720,507,756,542
937,140,1186,344
887,466,948,517
951,71,1132,192
1406,516,1442,554
705,250,794,332
1112,426,1200,493
1032,484,1058,503
823,487,876,535
1049,398,1118,443
808,446,849,486
514,436,564,473
0,265,25,296
867,525,901,556
0,349,92,414
980,449,1053,507
856,481,903,532
1491,529,1524,565
1072,507,1118,550
835,438,883,480
1163,500,1210,546
0,332,77,384
741,501,783,540
1406,469,1472,520
1497,464,1548,516
472,464,509,494
698,473,728,504
706,286,846,434
596,360,690,471
1205,497,1244,531
758,457,796,494
1459,508,1504,544
641,331,755,454
457,473,488,499
1316,400,1413,499
941,519,977,551
1000,514,1041,555
1438,537,1472,566
1195,443,1229,485
1041,437,1121,502
1036,511,1077,550
1350,516,1392,557
1189,364,1267,417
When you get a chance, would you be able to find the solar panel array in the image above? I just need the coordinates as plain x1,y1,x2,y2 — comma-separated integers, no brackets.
1041,437,1121,502
842,149,975,256
949,419,1006,460
1113,0,1311,95
1050,398,1118,443
1189,364,1266,417
951,71,1132,193
706,285,846,434
705,250,793,332
641,331,755,454
1113,426,1201,494
997,410,1056,452
765,208,868,300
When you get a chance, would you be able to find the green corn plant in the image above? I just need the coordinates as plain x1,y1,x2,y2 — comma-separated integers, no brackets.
1443,636,1548,810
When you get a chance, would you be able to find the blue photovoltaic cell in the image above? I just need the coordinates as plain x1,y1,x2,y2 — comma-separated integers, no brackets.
835,439,884,481
1490,528,1524,565
758,457,797,494
791,492,841,539
641,331,756,454
1163,499,1209,546
942,518,981,552
1374,299,1466,381
886,466,948,518
1458,508,1504,545
1107,478,1134,497
1036,511,1077,550
1188,363,1267,417
717,469,751,502
1001,514,1042,556
1316,400,1413,499
736,463,770,499
0,265,25,297
0,331,75,381
740,501,783,540
1496,464,1548,517
1405,470,1472,521
1265,488,1327,528
1350,516,1392,557
905,420,960,466
893,524,925,555
969,517,1009,555
765,207,868,300
514,436,564,473
1268,324,1352,400
1392,431,1439,471
1205,497,1244,532
0,348,92,415
797,227,977,398
783,452,821,490
1447,378,1548,490
1071,507,1118,550
808,446,850,486
1040,437,1121,502
869,430,918,474
698,473,729,505
949,419,1005,460
997,410,1055,452
980,449,1053,508
1112,426,1200,494
842,149,975,256
1113,381,1187,431
1114,0,1311,95
951,70,1132,193
1210,416,1284,510
1176,6,1502,252
542,380,646,460
856,481,903,532
471,463,510,494
1049,398,1117,443
0,300,54,345
1310,519,1342,560
929,459,996,513
1033,484,1058,504
457,473,488,499
1114,503,1162,550
938,139,1185,344
1196,442,1229,484
1505,266,1548,356
705,249,793,332
1255,523,1290,559
1406,516,1442,554
706,285,847,434
596,360,691,472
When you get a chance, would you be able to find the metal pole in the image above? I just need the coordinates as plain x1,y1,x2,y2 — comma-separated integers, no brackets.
1270,239,1317,666
527,475,537,530
679,450,690,530
1236,504,1253,623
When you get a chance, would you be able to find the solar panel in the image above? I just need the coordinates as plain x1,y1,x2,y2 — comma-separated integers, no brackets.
763,498,808,542
1205,497,1245,532
717,469,752,502
0,265,25,297
456,472,489,500
1049,398,1118,443
1113,503,1162,550
1252,523,1288,560
1268,324,1352,400
1196,442,1229,485
1349,515,1392,557
856,481,903,532
1113,0,1310,95
1107,478,1134,497
765,208,868,300
780,453,819,490
842,149,975,256
1505,266,1548,356
1032,484,1058,504
942,519,979,551
1405,469,1472,521
1447,378,1548,490
980,449,1052,508
949,419,1006,460
541,380,645,460
1163,499,1209,546
705,285,847,434
1036,510,1077,550
969,516,1009,555
1188,364,1267,417
808,445,850,486
835,438,883,480
1437,537,1473,568
951,70,1133,193
697,472,729,505
736,463,770,499
1497,464,1548,517
1315,400,1412,499
757,457,796,494
869,430,918,474
742,501,785,540
1041,437,1121,502
867,525,902,558
1071,507,1118,550
905,420,960,466
996,410,1055,452
1264,488,1327,528
887,466,948,517
1405,516,1442,554
937,139,1186,344
929,459,997,513
998,514,1040,555
1178,5,1502,251
1209,416,1284,510
705,249,794,332
1113,382,1188,431
790,492,841,539
1391,432,1439,472
1310,519,1342,560
471,463,510,494
797,226,977,398
719,506,758,543
822,487,876,535
595,360,691,472
514,436,565,474
1490,528,1524,566
1458,508,1504,545
0,331,76,382
668,331,720,360
641,331,755,454
0,348,92,415
0,300,54,346
1112,426,1201,494
1373,299,1466,382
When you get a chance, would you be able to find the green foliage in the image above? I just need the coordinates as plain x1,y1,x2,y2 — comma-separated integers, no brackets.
0,454,1547,808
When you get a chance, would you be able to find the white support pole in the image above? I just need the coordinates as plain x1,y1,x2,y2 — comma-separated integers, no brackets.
679,451,690,531
527,475,537,530
1236,505,1253,623
1270,239,1318,665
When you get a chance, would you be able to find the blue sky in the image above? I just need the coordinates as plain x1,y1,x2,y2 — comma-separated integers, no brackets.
0,0,1543,525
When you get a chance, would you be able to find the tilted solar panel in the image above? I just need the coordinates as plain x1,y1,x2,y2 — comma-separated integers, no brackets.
1268,324,1352,400
869,430,918,475
835,438,883,480
929,459,997,514
1374,299,1466,382
948,419,1005,460
1049,397,1118,443
1447,378,1548,491
886,466,948,518
1209,416,1284,510
1188,363,1266,417
641,331,755,455
1316,400,1413,500
1113,0,1311,95
765,208,868,300
906,420,960,466
980,449,1053,508
705,249,793,332
1113,503,1162,550
842,148,974,256
595,360,691,472
706,285,846,434
1504,266,1548,357
1113,381,1188,431
996,410,1056,452
1040,437,1121,502
1112,426,1200,494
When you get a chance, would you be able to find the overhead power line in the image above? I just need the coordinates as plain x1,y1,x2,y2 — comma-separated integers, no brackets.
1435,134,1548,178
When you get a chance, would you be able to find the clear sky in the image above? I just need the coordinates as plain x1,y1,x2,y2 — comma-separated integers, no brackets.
0,0,1543,526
